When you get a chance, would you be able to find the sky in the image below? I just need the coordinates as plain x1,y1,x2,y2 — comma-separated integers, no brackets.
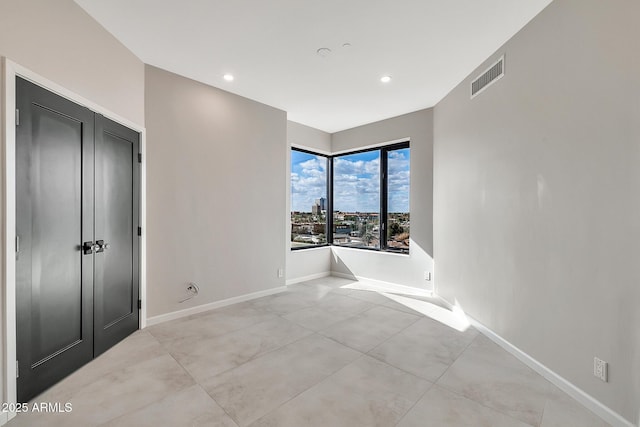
291,148,409,213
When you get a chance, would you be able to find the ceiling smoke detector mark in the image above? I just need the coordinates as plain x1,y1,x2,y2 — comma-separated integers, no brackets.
316,47,332,57
471,55,504,98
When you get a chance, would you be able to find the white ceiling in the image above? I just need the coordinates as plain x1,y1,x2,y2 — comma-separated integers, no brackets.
74,0,553,133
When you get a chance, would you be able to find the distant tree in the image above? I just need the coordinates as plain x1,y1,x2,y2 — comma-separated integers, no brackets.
389,222,403,239
364,231,374,245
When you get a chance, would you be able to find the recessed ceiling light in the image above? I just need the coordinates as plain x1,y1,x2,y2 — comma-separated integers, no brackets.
380,75,392,83
223,74,234,81
342,43,352,48
316,48,332,57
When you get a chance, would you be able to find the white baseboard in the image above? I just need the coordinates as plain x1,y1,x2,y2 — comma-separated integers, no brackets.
434,296,634,427
330,271,359,281
145,286,287,327
0,412,8,426
286,271,331,286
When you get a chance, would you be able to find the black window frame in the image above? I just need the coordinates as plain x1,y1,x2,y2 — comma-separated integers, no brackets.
290,147,331,250
290,141,410,254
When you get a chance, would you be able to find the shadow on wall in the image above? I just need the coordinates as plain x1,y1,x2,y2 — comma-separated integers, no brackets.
331,253,357,280
329,239,435,291
412,225,433,259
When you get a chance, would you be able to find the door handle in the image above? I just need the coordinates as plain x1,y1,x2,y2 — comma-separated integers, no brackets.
95,240,110,253
82,241,95,255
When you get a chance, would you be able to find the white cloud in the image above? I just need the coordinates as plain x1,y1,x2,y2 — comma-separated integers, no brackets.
334,156,380,212
291,150,409,214
291,155,327,211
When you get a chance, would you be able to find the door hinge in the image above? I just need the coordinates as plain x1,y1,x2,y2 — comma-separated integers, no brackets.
137,227,142,236
16,360,19,378
15,235,19,253
137,299,142,310
137,153,142,163
16,109,20,126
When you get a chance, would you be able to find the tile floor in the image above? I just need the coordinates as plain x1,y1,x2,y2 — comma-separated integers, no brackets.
8,276,610,427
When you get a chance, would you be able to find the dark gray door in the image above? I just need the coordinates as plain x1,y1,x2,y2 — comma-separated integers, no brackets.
16,78,95,402
16,78,140,401
94,115,140,356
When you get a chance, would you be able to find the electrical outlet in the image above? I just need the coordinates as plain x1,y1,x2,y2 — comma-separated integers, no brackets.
424,271,431,281
277,268,284,278
593,357,608,382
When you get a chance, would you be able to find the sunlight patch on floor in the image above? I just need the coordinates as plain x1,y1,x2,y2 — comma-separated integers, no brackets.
339,280,433,298
339,280,470,332
380,293,470,332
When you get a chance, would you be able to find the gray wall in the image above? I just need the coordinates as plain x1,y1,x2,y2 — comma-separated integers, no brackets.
331,109,434,288
433,0,640,423
0,0,145,410
145,65,287,317
288,121,332,154
0,0,145,125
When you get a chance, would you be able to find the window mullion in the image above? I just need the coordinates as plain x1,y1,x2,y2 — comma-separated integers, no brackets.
380,148,388,251
327,156,334,245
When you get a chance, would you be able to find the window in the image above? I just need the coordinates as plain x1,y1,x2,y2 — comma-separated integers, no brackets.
290,142,409,253
291,148,329,248
333,150,381,249
385,147,410,252
332,143,410,253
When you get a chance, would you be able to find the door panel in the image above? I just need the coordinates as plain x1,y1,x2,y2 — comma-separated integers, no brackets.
31,106,84,362
16,77,95,402
16,78,140,401
94,115,140,356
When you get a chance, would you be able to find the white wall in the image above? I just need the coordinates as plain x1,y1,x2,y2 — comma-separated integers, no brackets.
286,121,332,283
433,0,640,423
145,65,287,317
330,109,434,289
0,0,145,415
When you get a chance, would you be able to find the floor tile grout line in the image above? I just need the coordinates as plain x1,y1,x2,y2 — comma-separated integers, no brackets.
432,332,548,427
232,340,366,426
236,324,316,366
392,381,436,427
538,398,552,427
314,302,423,355
356,351,436,390
8,278,592,427
200,384,243,426
433,381,539,427
429,328,482,385
187,329,319,388
275,295,376,332
147,308,279,346
363,343,443,388
265,351,433,427
88,351,197,427
156,285,363,390
340,287,436,315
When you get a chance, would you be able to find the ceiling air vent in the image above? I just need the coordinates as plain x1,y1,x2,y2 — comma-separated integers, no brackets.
471,55,504,99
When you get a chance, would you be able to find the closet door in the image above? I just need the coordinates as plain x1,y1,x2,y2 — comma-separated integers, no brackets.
93,115,140,356
16,77,95,402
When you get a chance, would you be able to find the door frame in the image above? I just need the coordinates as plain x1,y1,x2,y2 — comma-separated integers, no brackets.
1,58,147,423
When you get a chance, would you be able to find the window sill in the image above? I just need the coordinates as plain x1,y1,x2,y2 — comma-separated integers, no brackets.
291,243,409,256
290,244,330,252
